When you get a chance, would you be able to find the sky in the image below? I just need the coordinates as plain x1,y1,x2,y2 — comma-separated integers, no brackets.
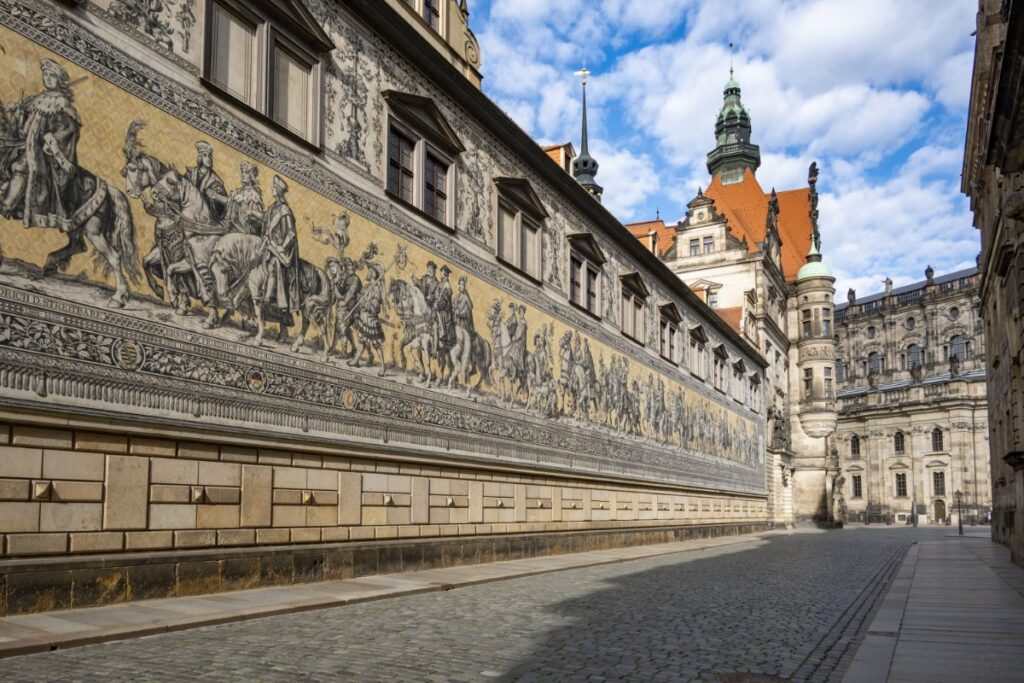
469,0,980,299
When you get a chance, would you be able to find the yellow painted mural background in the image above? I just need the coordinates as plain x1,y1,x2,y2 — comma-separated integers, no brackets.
0,28,759,465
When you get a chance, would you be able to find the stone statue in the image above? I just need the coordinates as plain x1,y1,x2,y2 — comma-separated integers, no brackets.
847,288,856,305
949,352,960,376
883,277,893,295
832,475,847,525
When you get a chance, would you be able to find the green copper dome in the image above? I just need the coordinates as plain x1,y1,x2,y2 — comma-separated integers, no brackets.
797,243,832,280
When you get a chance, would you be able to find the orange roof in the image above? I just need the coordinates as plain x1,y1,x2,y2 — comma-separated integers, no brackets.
704,168,813,281
625,218,675,256
714,306,743,334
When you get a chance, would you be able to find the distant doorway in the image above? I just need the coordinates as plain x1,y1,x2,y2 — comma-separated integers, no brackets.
934,499,946,524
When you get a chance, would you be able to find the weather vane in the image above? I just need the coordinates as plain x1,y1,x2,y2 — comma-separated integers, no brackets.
574,66,590,86
729,42,734,79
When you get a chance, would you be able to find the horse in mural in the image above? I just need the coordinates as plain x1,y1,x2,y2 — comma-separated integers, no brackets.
389,278,436,383
205,232,332,350
0,114,139,308
488,300,525,405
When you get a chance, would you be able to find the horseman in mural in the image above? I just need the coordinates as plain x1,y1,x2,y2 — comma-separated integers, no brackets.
258,175,301,341
489,299,525,405
223,161,264,236
448,274,492,393
0,59,139,307
349,262,388,376
434,265,457,386
320,256,360,361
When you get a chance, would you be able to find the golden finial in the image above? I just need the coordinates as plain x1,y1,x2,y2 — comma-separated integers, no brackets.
574,66,590,86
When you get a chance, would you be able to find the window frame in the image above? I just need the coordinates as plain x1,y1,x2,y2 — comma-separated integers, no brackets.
895,472,908,497
933,471,946,497
689,239,700,257
658,304,682,365
620,274,649,344
689,326,709,380
851,474,863,499
850,435,861,457
202,0,327,149
894,431,905,454
494,180,546,282
567,234,606,318
932,427,944,452
385,108,460,231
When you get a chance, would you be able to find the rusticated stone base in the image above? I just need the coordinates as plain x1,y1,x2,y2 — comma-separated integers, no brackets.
0,523,765,615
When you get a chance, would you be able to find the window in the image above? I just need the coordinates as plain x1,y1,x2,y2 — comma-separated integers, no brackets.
749,375,761,412
895,472,907,497
933,471,946,497
868,351,883,375
824,367,833,398
422,0,441,30
950,335,965,361
712,347,729,393
707,291,718,308
852,475,862,499
908,344,922,370
822,308,832,337
802,309,812,337
851,435,860,457
867,325,876,339
907,316,916,329
567,234,606,317
689,327,708,379
703,236,714,254
495,179,547,281
659,305,682,363
204,0,329,145
385,93,465,229
932,428,944,452
804,368,813,398
836,358,845,382
949,306,960,320
620,274,648,343
894,431,905,454
689,239,700,256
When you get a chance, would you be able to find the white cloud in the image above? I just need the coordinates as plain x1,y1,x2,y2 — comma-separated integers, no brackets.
590,142,662,221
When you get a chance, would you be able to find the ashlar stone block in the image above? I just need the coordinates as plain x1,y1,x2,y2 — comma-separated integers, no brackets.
196,504,240,529
0,478,30,501
150,457,197,485
7,533,67,556
11,426,72,450
338,472,361,525
73,432,128,454
52,481,104,502
198,461,241,487
41,502,102,532
0,446,42,479
43,450,105,481
241,465,272,527
103,455,149,530
0,501,40,532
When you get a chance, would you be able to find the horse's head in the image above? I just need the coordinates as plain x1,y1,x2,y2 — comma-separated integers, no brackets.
121,120,159,199
388,279,404,308
151,169,184,208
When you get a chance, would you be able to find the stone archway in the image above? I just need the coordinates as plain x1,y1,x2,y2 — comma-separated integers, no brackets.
934,499,946,524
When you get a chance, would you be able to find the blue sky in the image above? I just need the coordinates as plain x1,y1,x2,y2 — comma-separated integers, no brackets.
469,0,980,298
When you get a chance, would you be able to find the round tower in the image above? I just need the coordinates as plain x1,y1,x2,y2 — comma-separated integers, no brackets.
795,243,837,438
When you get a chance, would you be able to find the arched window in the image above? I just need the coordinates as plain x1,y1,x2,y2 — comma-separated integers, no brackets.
950,335,965,361
908,344,922,369
851,435,861,457
932,427,944,452
868,351,883,375
894,431,905,454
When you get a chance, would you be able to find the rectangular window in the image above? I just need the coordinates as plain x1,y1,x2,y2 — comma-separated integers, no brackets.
424,154,449,224
498,201,541,279
689,239,700,256
520,217,540,279
708,291,718,308
387,127,416,204
804,368,813,398
824,378,833,398
620,293,645,341
570,254,582,305
703,236,714,254
933,471,945,497
210,3,256,104
569,252,601,316
423,0,441,30
660,318,679,363
852,475,862,498
895,472,907,497
822,309,832,337
272,43,312,137
586,265,599,313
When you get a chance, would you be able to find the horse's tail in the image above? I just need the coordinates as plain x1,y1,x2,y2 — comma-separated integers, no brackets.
108,186,142,285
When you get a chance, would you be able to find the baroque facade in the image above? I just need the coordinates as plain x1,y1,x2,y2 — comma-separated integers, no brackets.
963,0,1024,566
0,0,770,612
833,268,990,526
626,74,838,527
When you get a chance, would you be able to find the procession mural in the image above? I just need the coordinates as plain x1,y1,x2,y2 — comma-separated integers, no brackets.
0,15,764,492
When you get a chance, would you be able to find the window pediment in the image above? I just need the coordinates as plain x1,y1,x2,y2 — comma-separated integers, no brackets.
384,91,465,155
713,343,729,360
689,325,709,344
733,359,746,373
925,459,948,468
620,272,650,299
260,0,334,53
659,302,682,324
493,176,548,220
748,372,761,384
566,232,606,265
888,462,910,470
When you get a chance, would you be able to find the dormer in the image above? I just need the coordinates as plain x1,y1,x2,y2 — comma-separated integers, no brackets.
389,0,483,88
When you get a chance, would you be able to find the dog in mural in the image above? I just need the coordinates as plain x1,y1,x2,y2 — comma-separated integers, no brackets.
0,59,140,307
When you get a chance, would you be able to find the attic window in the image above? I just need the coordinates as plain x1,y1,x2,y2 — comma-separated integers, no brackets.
204,0,331,146
568,233,606,317
659,303,682,364
404,0,445,34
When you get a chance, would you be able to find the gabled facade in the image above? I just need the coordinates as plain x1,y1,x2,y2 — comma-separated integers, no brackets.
628,76,838,527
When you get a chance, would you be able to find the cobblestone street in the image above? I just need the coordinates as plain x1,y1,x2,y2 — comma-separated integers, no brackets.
2,528,946,682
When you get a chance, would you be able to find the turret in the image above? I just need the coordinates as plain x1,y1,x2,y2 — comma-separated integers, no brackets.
706,68,761,182
572,67,603,201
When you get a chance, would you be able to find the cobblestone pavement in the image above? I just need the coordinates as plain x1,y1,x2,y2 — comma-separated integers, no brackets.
5,528,945,682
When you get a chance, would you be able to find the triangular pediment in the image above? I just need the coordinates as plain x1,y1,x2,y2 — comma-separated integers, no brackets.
263,0,334,53
689,324,709,344
689,278,721,291
659,302,683,324
567,232,607,265
713,343,729,360
384,91,465,155
495,176,548,219
733,358,746,372
620,272,650,299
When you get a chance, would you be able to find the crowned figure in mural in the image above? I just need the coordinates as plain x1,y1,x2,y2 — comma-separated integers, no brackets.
350,262,388,377
1,60,138,307
187,141,228,223
1,59,81,232
224,161,264,236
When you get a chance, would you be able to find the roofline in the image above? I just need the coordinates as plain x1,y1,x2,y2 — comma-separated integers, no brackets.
835,267,979,311
347,0,767,369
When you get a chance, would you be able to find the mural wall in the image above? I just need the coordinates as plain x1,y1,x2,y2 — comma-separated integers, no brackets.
0,0,764,495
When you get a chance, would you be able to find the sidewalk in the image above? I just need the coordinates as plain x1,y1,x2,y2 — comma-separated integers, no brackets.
0,529,786,658
843,532,1024,683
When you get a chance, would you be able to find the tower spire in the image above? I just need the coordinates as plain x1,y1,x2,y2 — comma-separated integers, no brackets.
706,45,761,181
572,67,603,201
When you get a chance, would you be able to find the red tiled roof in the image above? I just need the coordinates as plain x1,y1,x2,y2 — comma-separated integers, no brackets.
704,169,813,282
625,218,675,256
714,306,743,334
